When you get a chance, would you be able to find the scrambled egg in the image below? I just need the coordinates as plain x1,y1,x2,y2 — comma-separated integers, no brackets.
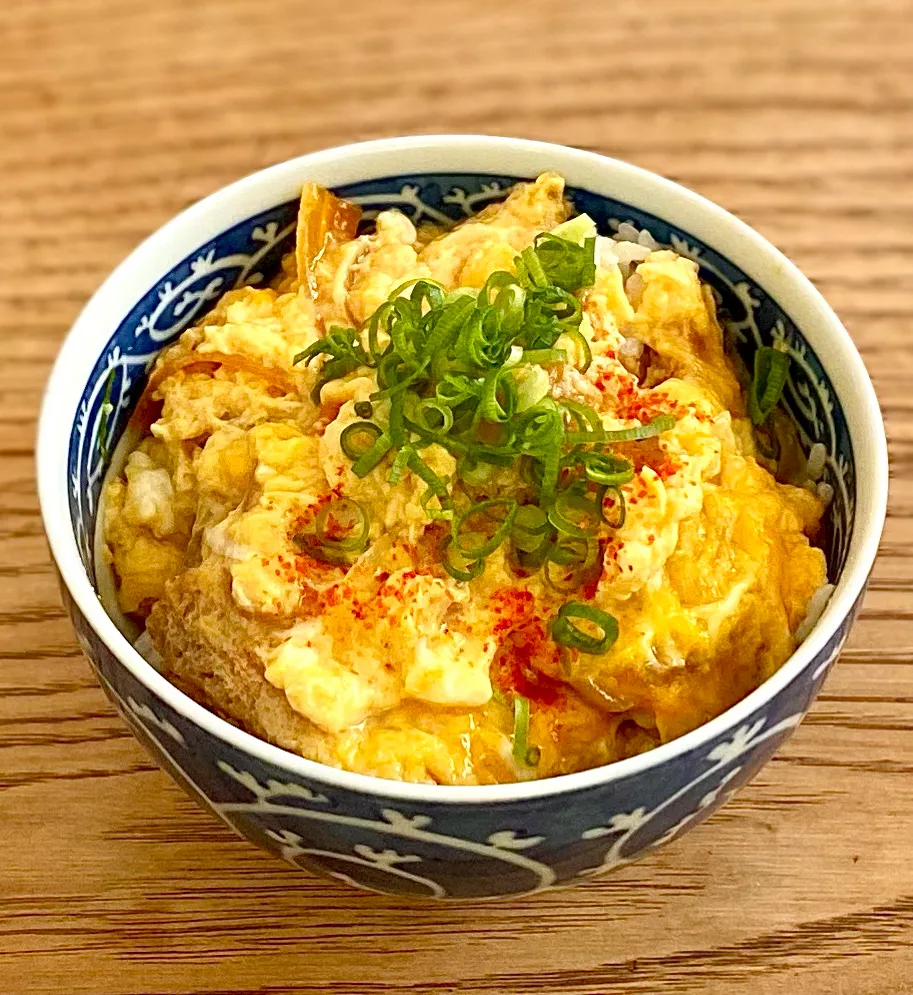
103,173,827,784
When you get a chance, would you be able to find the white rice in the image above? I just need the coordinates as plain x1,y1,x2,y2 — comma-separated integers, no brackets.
806,442,827,481
612,240,652,267
614,222,660,251
608,223,659,280
134,630,164,669
796,584,836,643
624,272,645,305
816,481,834,505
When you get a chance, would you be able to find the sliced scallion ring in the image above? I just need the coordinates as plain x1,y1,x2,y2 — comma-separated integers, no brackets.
441,536,485,582
548,490,602,538
457,455,494,488
415,399,454,435
512,695,538,767
313,498,370,551
480,368,518,423
543,537,600,594
340,421,383,460
388,443,414,485
452,498,517,559
298,498,371,565
551,602,619,654
565,413,675,444
555,327,592,373
508,537,553,575
516,400,563,453
561,400,603,435
601,486,627,529
515,245,549,289
538,447,560,505
580,451,635,487
520,348,568,365
421,487,454,521
749,345,791,426
350,431,392,477
511,505,551,552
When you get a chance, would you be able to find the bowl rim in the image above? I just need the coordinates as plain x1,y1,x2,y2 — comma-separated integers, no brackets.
37,134,888,804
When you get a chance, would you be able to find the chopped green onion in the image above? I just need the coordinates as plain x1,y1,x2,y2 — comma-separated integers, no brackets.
551,602,618,654
351,430,392,477
548,490,602,538
340,421,383,460
314,498,370,550
544,538,600,594
577,451,635,487
513,368,552,415
490,282,526,339
387,276,446,304
387,392,406,446
365,301,395,363
389,443,414,485
436,372,481,407
414,399,454,435
441,536,485,582
520,348,567,365
555,327,592,373
452,498,517,559
508,540,553,576
515,246,549,289
305,217,682,656
481,368,517,423
538,447,560,505
512,694,538,767
457,455,494,487
479,270,520,306
429,293,477,354
566,413,676,444
422,490,453,520
530,284,581,325
373,351,419,400
601,486,626,529
470,443,516,468
550,213,597,246
511,505,551,552
298,498,371,565
561,400,603,435
516,400,563,454
293,324,369,370
749,345,791,426
547,535,594,567
531,233,597,293
295,325,373,402
407,450,452,521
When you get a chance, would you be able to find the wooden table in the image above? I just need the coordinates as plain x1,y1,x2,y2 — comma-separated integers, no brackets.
3,0,912,991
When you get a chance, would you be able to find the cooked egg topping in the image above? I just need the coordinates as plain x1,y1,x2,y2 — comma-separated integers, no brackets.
103,173,827,784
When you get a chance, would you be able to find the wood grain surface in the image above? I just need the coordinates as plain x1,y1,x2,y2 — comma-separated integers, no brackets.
2,0,912,992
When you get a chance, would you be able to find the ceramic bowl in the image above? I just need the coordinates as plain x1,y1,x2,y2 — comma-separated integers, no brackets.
38,136,887,899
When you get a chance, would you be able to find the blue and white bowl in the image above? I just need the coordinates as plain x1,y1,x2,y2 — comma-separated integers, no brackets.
38,137,887,899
